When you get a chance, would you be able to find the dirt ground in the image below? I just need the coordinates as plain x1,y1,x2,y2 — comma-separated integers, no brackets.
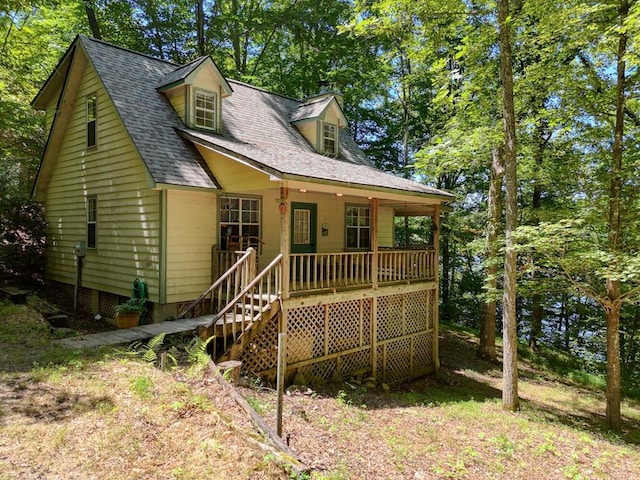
3,287,640,479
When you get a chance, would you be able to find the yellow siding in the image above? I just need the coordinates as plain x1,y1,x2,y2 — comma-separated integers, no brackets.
295,121,318,150
323,109,341,127
45,58,161,302
45,96,58,134
165,86,186,123
378,206,395,247
196,146,274,192
191,65,223,129
165,189,217,303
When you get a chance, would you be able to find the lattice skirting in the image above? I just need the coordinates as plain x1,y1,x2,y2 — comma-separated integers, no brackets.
241,284,437,385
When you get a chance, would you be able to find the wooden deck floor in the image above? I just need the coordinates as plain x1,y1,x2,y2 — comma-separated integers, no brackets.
55,316,215,350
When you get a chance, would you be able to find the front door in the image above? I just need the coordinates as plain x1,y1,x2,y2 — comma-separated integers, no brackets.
291,202,317,254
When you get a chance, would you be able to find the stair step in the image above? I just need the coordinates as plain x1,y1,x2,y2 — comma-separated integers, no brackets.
235,302,271,313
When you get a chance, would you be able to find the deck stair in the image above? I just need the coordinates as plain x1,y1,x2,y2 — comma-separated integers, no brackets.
177,249,283,362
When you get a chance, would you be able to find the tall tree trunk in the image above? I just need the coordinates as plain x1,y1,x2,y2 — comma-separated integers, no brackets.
84,0,102,40
196,0,205,56
604,0,628,432
479,147,504,361
498,0,519,411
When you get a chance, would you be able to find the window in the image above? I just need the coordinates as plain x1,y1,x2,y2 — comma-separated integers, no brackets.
346,205,370,250
195,89,216,130
219,196,261,250
293,209,311,245
87,94,97,148
87,196,97,249
323,122,337,155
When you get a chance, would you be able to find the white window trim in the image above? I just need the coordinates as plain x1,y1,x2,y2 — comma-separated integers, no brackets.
219,195,262,251
345,204,370,251
87,93,97,148
323,122,338,156
194,89,217,131
87,195,97,249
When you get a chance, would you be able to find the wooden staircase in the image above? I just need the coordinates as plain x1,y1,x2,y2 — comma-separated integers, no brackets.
177,248,283,362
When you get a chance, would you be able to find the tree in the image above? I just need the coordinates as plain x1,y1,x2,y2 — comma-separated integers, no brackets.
498,0,519,412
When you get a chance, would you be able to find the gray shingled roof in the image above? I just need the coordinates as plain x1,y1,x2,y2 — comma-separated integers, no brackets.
80,36,219,189
290,96,333,123
77,36,452,200
156,55,208,90
179,128,452,199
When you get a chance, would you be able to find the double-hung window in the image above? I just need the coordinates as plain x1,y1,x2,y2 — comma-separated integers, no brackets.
195,89,216,130
323,122,337,155
346,205,370,250
219,196,261,250
87,93,97,148
87,195,97,249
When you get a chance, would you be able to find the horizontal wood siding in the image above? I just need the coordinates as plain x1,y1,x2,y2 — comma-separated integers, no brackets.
296,122,318,151
197,147,274,192
165,189,217,303
378,206,395,248
45,58,161,302
165,86,186,123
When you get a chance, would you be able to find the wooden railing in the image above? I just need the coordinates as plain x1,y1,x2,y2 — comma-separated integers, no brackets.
290,249,437,293
378,249,437,283
290,252,373,292
214,254,282,352
178,247,257,320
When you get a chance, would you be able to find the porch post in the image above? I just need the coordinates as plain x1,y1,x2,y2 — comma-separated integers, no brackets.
433,204,441,370
279,187,290,300
370,197,378,290
370,197,379,380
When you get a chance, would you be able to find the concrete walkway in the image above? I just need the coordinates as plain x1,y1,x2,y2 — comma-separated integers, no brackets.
55,316,215,349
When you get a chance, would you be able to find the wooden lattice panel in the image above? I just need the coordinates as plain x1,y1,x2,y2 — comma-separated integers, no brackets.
383,337,412,383
78,287,92,311
427,288,436,329
99,291,120,318
240,315,278,376
413,333,434,370
328,300,363,354
296,359,336,384
287,304,325,362
337,349,371,376
377,294,403,341
405,290,428,335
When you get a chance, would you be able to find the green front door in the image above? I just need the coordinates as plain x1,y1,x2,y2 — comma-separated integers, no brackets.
291,202,317,254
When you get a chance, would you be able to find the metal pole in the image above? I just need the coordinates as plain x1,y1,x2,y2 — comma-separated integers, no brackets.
276,332,287,437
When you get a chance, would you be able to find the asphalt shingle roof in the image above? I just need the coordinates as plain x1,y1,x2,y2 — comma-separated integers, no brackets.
156,55,208,90
290,96,333,123
78,36,452,200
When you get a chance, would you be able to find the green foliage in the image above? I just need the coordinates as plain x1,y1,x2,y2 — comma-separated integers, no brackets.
114,297,146,315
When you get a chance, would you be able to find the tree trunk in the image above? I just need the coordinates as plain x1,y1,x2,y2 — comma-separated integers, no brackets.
479,147,504,361
498,0,519,412
604,0,628,432
84,0,102,40
196,0,205,56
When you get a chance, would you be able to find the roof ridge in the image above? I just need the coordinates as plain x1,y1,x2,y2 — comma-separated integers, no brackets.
227,78,302,104
79,34,178,67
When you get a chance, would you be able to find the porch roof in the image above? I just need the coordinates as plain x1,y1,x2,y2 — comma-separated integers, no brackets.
178,128,454,201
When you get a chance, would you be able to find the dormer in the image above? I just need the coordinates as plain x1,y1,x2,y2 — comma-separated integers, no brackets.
291,91,347,156
157,56,233,133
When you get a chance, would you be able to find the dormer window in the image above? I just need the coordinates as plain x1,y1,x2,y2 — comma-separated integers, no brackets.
195,89,216,130
323,123,337,155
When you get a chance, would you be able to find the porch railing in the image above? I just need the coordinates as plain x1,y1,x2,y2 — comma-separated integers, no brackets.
289,249,436,294
178,247,257,319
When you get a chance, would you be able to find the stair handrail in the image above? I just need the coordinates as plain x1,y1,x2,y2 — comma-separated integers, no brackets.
177,248,256,320
206,253,283,331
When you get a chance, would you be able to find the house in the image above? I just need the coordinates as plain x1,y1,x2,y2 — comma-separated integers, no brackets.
32,35,454,384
